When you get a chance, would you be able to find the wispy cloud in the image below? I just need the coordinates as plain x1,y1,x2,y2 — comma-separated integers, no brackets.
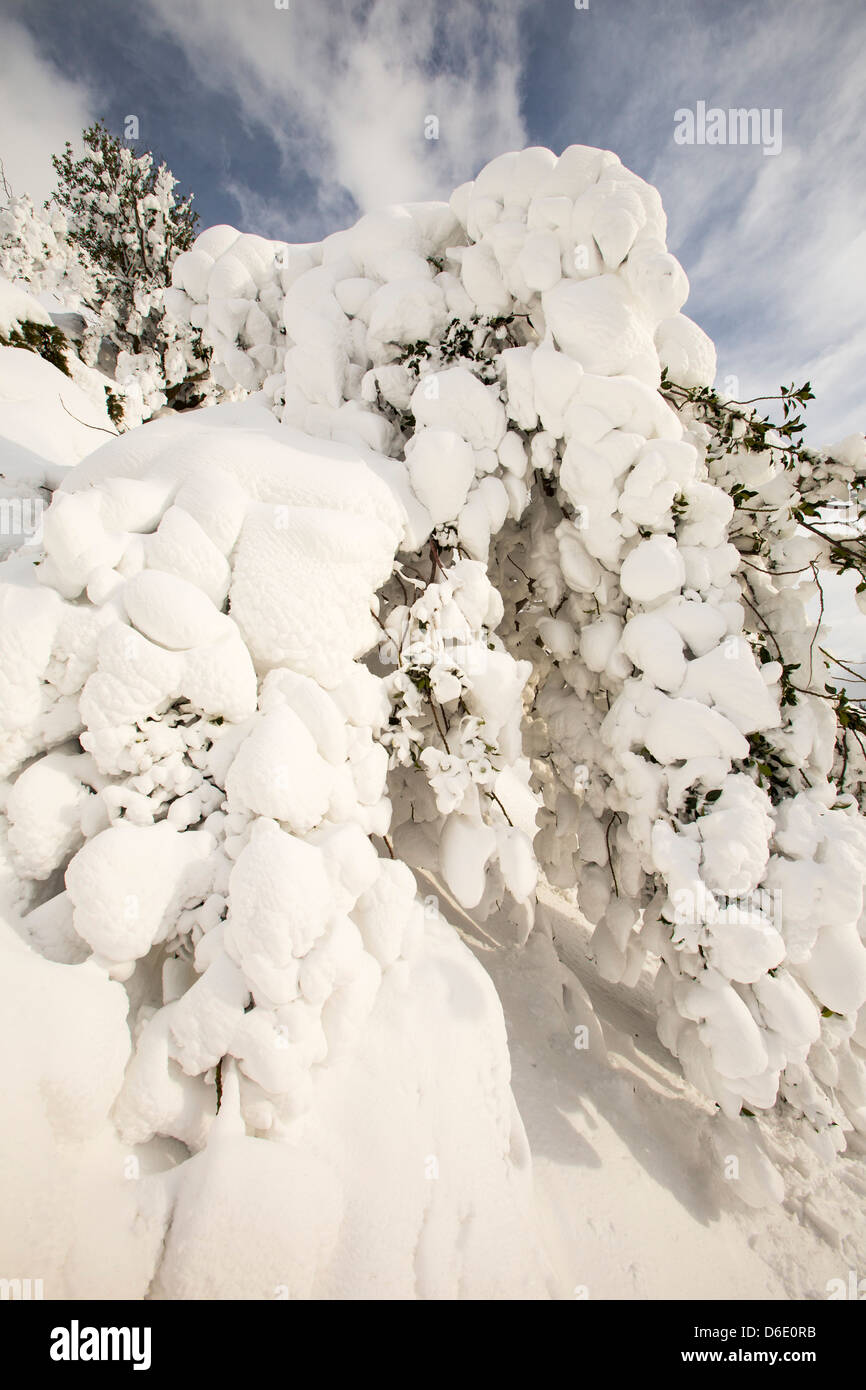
640,0,866,443
140,0,529,228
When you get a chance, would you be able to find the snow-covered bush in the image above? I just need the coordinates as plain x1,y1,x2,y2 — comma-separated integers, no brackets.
0,399,546,1295
0,281,71,377
171,143,866,1160
0,192,73,297
166,224,315,403
661,374,866,807
3,145,866,1300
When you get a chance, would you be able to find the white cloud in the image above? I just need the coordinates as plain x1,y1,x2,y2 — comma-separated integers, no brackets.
141,0,528,220
0,16,98,204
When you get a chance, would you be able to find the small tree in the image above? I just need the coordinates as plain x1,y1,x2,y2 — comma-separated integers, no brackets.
48,121,211,421
1,124,211,424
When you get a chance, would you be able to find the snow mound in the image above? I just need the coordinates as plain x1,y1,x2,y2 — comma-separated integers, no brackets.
0,341,118,558
0,398,545,1296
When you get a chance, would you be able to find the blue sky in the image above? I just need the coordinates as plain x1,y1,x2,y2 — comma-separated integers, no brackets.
1,0,864,441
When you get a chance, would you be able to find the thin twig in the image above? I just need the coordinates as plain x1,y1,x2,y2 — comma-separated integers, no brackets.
605,812,620,897
741,584,784,663
808,563,824,686
58,394,119,436
819,647,866,685
797,514,864,563
428,694,451,755
737,554,812,578
507,554,530,581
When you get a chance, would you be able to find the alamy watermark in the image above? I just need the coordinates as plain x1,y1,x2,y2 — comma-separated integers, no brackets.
50,1320,151,1370
670,885,783,933
826,1270,866,1300
0,496,43,546
378,626,491,677
674,102,782,157
0,1276,43,1299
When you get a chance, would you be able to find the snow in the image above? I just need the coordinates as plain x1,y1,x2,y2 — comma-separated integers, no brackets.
0,375,550,1291
644,695,750,764
556,519,602,593
123,570,229,651
459,241,513,316
680,636,781,734
620,612,686,690
799,922,866,1018
410,366,506,451
708,911,786,984
225,820,334,994
753,970,820,1052
2,136,866,1303
180,627,258,723
225,707,334,831
620,533,686,602
698,775,775,895
0,277,53,335
440,814,498,910
579,613,623,674
463,649,531,743
517,231,562,292
66,821,213,965
469,886,866,1290
0,344,118,560
684,970,771,1080
366,277,447,345
143,915,547,1299
169,953,249,1076
3,749,91,879
542,275,659,384
144,506,232,608
0,918,155,1299
229,503,397,684
404,428,474,524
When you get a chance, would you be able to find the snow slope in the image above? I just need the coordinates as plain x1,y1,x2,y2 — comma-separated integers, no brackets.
0,276,119,558
454,880,866,1299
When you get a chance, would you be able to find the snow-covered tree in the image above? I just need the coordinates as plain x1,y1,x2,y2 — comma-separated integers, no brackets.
0,124,211,424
